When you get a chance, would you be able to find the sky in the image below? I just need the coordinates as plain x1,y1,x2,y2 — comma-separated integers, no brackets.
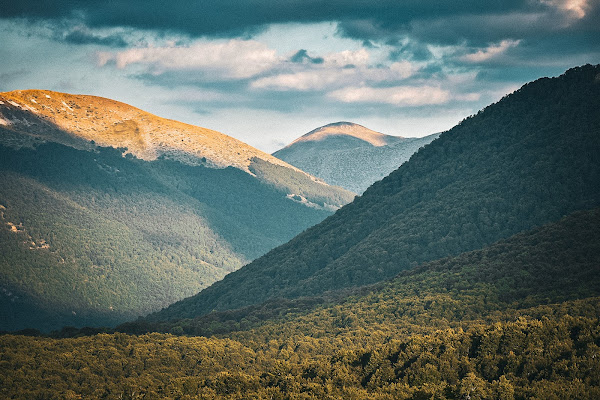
1,0,598,152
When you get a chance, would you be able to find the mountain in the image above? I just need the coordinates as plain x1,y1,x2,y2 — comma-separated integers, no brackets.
148,64,600,323
0,90,354,331
4,208,600,398
273,122,439,193
0,90,352,209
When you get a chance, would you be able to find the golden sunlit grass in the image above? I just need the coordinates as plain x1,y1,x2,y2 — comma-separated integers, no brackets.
289,122,400,148
0,89,305,174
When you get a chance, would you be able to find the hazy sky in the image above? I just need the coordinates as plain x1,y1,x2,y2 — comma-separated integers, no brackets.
1,0,598,152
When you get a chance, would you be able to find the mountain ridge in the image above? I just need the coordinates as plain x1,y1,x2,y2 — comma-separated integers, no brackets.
285,121,402,148
121,206,600,337
0,90,354,210
0,89,297,172
148,64,600,322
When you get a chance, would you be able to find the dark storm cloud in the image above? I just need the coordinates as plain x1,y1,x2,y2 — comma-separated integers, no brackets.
409,11,598,46
62,29,128,47
3,0,597,64
0,0,557,39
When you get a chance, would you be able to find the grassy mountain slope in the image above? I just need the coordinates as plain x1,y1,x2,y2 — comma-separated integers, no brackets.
3,208,600,399
273,122,439,193
149,64,600,322
280,121,402,147
0,92,353,332
0,89,353,210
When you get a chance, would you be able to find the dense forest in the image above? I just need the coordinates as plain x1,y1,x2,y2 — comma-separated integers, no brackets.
0,141,344,331
148,64,600,322
2,207,599,399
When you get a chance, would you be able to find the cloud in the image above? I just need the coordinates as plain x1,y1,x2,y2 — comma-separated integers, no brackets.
252,70,351,91
323,48,370,67
290,49,324,64
540,0,591,19
2,0,597,71
328,85,451,106
62,26,128,47
0,1,571,41
251,59,418,91
97,39,279,79
461,39,521,63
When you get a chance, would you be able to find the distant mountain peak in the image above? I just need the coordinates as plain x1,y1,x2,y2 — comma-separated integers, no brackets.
290,121,402,148
273,122,436,193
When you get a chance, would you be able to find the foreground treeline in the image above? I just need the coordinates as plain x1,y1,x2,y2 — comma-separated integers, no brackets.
1,310,598,399
1,208,599,399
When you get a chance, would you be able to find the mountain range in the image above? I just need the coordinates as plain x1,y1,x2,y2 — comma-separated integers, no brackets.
273,122,439,193
0,90,354,331
124,206,600,340
148,64,600,323
1,65,600,399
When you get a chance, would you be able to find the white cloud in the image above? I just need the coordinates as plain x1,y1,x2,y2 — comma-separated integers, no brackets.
323,48,370,66
97,39,280,79
252,69,354,91
328,86,451,106
461,39,521,63
539,0,591,19
363,61,418,82
251,53,419,91
389,61,418,79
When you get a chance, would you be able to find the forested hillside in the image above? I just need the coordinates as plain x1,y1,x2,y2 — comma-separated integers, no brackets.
0,101,353,332
3,207,599,399
122,207,600,337
149,64,600,322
